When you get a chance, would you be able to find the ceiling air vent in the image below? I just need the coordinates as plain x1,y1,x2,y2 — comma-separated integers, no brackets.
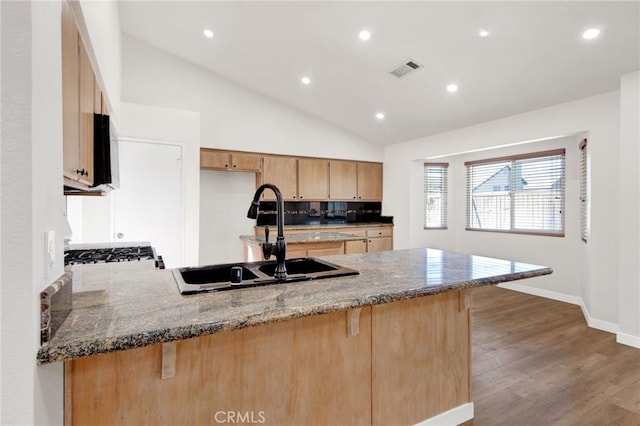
390,59,423,78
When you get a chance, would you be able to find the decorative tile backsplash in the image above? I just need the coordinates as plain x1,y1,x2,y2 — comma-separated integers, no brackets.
257,201,385,226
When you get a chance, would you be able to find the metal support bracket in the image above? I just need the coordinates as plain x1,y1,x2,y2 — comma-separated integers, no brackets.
347,308,362,337
161,342,177,379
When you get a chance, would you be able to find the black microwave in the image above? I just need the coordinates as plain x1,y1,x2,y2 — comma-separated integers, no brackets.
91,113,119,189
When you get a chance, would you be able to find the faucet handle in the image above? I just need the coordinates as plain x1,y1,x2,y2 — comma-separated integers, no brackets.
264,225,270,243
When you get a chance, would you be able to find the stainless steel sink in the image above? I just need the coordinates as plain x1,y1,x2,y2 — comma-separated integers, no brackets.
173,257,359,295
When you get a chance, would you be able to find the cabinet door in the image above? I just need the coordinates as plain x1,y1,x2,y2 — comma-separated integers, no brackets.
367,237,393,253
78,40,94,185
231,153,262,172
61,2,80,182
261,156,298,200
357,162,383,201
298,158,329,200
345,239,367,254
329,160,358,200
200,150,231,169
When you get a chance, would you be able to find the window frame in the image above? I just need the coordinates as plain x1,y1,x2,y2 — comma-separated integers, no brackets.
579,139,589,242
465,149,566,237
423,162,449,230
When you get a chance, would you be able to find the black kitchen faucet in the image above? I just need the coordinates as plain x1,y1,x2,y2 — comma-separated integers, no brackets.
247,183,288,280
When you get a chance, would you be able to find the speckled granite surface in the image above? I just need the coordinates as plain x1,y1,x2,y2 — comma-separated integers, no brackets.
240,232,366,245
37,248,551,364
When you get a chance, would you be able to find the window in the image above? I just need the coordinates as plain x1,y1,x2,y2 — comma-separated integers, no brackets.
579,139,589,242
424,163,448,229
465,149,565,236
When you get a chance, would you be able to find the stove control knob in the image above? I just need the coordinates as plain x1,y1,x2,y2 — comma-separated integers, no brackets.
116,233,124,239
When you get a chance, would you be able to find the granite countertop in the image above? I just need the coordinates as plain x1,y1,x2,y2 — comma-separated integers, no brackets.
240,232,366,245
37,248,552,364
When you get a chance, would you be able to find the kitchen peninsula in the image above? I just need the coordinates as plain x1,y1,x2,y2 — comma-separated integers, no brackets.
38,248,551,425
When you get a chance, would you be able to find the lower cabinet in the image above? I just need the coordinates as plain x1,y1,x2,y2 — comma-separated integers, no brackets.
64,292,471,426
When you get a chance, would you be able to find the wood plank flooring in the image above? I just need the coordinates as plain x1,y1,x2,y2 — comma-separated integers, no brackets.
462,286,640,426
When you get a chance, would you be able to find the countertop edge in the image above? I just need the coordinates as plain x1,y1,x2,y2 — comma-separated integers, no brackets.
36,266,552,364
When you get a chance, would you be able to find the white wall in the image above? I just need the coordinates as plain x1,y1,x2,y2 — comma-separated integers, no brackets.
74,0,121,125
385,89,639,345
199,171,257,264
121,35,381,162
618,71,640,347
1,2,66,424
117,102,201,267
121,35,383,265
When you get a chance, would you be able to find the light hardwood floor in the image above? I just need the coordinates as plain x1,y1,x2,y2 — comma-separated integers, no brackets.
462,286,640,426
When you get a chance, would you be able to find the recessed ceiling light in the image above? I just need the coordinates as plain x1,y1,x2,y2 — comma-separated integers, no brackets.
479,29,490,37
359,30,371,41
582,28,600,40
446,84,459,93
375,112,385,120
203,29,214,38
301,76,311,85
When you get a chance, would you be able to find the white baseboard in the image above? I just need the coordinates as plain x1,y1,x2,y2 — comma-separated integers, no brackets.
497,282,582,305
617,332,640,349
414,402,474,426
496,282,640,346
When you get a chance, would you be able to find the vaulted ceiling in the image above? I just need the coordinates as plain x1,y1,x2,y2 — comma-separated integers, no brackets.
119,1,640,145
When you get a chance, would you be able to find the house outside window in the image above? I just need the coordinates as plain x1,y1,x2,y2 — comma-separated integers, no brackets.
424,163,448,229
465,149,565,236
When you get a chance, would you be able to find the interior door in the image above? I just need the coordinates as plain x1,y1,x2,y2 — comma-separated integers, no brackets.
114,140,183,267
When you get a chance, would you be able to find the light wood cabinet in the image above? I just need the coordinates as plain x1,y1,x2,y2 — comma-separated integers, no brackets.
62,1,106,190
199,149,383,202
345,239,368,254
61,2,85,186
65,292,470,425
329,160,358,200
261,156,298,200
200,149,262,172
357,162,383,201
77,40,94,186
297,158,329,200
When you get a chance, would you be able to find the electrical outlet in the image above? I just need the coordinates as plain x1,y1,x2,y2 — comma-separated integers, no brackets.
45,230,55,272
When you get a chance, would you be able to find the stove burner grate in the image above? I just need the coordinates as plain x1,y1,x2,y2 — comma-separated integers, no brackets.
64,246,156,265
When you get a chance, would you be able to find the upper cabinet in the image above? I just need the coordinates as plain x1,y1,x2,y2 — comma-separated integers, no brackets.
297,158,329,200
261,156,298,200
357,162,383,201
329,160,358,200
61,1,86,186
62,1,107,191
201,149,262,172
200,149,383,202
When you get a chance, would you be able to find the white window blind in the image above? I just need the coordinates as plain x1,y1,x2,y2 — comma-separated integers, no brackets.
465,149,565,236
424,163,448,229
579,139,589,242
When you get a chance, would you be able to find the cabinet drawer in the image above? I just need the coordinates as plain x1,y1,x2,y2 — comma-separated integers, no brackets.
366,228,393,238
347,230,367,238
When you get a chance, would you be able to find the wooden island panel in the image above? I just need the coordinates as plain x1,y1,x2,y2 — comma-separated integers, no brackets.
66,308,373,426
372,291,471,425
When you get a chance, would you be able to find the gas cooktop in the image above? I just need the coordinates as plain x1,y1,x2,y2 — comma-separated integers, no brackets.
64,245,162,267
